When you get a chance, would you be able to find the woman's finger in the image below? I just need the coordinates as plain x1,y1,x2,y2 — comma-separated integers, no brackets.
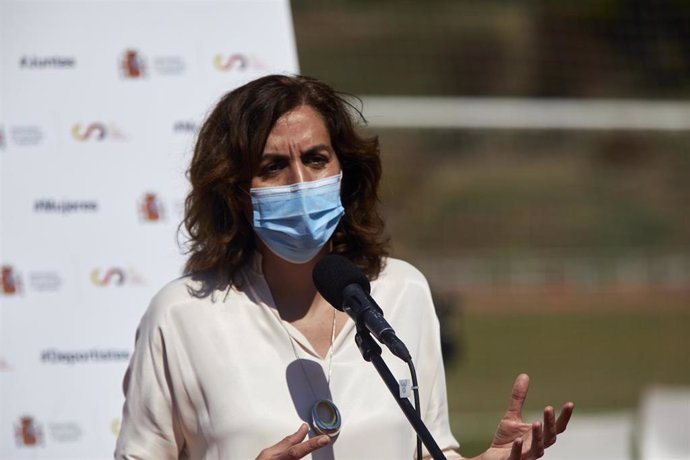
273,424,310,451
257,424,312,459
509,438,523,460
529,422,544,458
556,402,575,433
282,434,330,459
543,406,557,447
505,373,530,420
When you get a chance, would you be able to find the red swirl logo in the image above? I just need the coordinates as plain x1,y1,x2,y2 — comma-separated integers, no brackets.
213,53,248,71
213,53,266,72
90,268,125,286
90,267,144,286
72,123,107,141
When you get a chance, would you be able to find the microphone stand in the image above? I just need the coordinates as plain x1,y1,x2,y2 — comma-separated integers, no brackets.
354,324,447,460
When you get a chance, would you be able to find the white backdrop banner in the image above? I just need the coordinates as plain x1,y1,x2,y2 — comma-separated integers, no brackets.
0,1,299,458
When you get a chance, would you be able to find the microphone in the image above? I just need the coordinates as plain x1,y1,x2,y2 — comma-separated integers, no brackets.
313,254,411,362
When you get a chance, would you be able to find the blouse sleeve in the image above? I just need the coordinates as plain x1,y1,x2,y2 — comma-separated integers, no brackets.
114,305,186,459
408,272,461,459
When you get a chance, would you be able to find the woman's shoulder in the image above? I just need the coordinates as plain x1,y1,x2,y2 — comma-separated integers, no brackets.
150,274,199,304
141,274,224,326
378,257,430,287
374,257,438,321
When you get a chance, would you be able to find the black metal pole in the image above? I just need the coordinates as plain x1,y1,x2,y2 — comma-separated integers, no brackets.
354,325,447,460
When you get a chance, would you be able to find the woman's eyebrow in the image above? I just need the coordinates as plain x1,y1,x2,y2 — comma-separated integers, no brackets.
261,144,333,159
301,144,333,155
258,152,286,161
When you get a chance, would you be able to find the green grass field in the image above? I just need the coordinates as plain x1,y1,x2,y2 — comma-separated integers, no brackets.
442,307,690,457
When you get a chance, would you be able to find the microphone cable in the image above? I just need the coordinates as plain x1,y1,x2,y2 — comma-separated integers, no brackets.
407,357,422,460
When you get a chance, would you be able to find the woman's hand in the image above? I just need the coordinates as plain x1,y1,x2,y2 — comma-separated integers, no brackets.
476,374,574,460
256,424,330,460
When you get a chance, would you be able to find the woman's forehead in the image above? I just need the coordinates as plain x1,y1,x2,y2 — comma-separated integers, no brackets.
263,105,332,152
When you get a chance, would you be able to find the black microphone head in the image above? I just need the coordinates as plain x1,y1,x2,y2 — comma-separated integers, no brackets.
313,254,371,310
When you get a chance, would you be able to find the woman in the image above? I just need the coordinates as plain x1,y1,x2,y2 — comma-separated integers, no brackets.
115,74,573,460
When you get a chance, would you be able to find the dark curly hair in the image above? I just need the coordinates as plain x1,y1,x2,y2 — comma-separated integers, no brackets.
181,74,388,293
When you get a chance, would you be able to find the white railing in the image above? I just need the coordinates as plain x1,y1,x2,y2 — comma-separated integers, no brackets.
416,252,690,290
360,97,690,131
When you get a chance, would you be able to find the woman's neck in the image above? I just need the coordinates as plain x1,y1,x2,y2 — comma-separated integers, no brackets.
259,243,330,322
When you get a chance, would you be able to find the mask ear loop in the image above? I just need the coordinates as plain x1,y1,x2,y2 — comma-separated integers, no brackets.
327,170,340,256
329,170,344,257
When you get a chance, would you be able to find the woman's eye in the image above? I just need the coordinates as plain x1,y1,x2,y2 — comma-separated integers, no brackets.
261,162,283,176
306,155,328,167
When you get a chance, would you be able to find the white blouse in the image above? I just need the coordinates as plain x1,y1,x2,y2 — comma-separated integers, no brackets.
115,257,460,459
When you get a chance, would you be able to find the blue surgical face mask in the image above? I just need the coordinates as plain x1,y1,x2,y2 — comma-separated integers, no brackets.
250,172,345,264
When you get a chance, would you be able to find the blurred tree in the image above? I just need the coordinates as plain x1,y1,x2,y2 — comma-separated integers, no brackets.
535,0,690,97
293,0,690,97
